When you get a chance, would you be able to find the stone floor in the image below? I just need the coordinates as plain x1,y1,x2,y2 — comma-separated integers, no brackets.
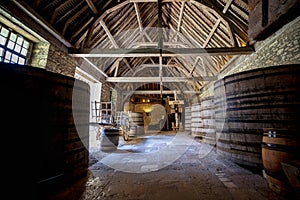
48,131,283,200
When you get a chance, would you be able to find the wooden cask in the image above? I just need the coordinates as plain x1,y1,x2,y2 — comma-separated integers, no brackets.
184,106,191,132
200,96,216,146
215,64,300,169
0,63,90,198
191,103,202,138
262,128,299,196
128,112,144,137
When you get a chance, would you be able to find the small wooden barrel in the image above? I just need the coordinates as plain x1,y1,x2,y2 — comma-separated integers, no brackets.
191,103,202,138
128,112,144,136
200,96,216,145
262,128,299,196
215,64,300,169
184,106,191,132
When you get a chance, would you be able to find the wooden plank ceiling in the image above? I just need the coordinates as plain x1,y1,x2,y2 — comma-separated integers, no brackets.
13,0,251,94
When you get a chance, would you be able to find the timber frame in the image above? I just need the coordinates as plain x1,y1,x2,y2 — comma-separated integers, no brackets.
1,0,298,96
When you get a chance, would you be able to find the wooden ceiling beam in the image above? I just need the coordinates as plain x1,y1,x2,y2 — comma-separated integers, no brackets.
100,19,118,47
183,3,232,48
177,2,186,31
132,42,187,47
125,90,200,94
130,0,190,2
63,5,89,36
134,3,143,31
100,19,133,73
190,56,199,75
85,0,98,14
222,0,234,14
203,18,221,47
106,76,216,82
222,0,237,47
192,0,248,42
71,17,93,46
83,57,108,78
107,23,157,75
107,21,157,75
10,0,72,47
69,46,254,57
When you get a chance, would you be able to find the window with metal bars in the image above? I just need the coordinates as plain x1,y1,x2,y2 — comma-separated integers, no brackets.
0,23,32,65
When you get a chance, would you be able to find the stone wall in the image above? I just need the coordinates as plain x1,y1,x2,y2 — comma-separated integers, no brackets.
198,16,300,99
30,41,50,69
101,82,111,102
45,44,77,77
220,15,300,79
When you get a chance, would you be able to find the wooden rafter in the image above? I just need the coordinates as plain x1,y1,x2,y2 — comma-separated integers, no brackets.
85,0,98,14
100,19,118,47
106,76,216,82
62,5,88,36
177,2,186,31
69,46,254,57
193,0,248,42
203,18,221,47
134,2,143,31
100,19,133,72
12,0,253,87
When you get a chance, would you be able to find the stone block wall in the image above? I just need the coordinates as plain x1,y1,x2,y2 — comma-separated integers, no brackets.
45,44,77,77
198,16,300,100
30,41,50,69
220,16,300,79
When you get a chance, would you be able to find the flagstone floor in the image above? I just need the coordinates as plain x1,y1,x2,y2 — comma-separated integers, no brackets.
47,131,284,200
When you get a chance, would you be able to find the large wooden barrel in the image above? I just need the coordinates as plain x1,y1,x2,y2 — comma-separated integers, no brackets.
128,112,144,136
0,63,90,198
262,128,299,196
200,96,216,146
184,106,191,132
191,103,202,138
215,64,300,169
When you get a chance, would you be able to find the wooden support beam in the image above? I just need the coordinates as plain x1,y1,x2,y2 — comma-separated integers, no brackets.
223,0,234,13
190,57,199,74
83,58,108,77
177,2,186,31
203,18,221,47
124,90,200,94
222,0,236,47
134,3,143,31
69,46,255,57
72,17,94,46
130,0,190,2
100,19,118,48
85,0,98,14
106,76,216,82
191,0,248,42
131,90,180,94
132,42,187,47
158,0,163,98
11,0,72,47
63,5,89,36
100,19,133,72
0,14,40,43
